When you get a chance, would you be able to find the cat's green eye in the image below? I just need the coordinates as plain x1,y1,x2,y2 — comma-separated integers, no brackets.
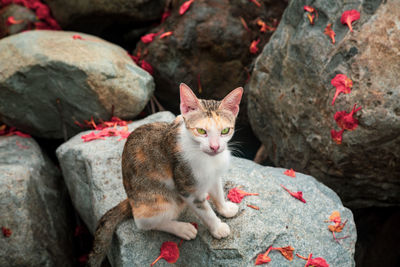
221,127,230,135
196,128,207,135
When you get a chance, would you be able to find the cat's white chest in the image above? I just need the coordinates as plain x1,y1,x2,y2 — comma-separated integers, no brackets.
186,150,230,193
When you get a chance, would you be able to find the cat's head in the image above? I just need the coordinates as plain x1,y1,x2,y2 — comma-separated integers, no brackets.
179,83,243,156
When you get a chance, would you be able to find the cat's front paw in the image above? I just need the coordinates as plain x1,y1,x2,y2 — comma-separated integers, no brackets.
210,222,230,239
176,222,198,240
218,201,239,218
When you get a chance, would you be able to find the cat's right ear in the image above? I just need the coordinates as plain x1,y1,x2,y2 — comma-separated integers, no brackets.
180,83,201,115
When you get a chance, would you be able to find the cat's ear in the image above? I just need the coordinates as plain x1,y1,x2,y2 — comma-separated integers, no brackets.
219,87,243,116
180,83,201,115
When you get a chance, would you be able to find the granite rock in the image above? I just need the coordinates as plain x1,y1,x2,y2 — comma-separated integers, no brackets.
0,136,73,267
0,30,154,139
248,0,400,208
57,112,356,266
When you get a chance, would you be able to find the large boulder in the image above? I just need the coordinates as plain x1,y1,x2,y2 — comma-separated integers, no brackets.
0,30,154,139
0,135,73,267
248,0,400,208
135,0,287,113
57,112,356,266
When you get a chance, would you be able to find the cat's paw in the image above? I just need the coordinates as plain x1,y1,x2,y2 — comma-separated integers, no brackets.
210,222,230,239
218,202,239,218
176,222,198,240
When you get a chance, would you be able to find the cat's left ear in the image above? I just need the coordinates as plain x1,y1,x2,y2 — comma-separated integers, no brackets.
219,87,243,117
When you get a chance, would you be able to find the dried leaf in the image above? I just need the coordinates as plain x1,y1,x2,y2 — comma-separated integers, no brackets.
247,204,260,210
179,0,195,15
249,39,260,54
324,24,336,44
227,187,259,203
280,184,306,203
2,226,12,237
284,168,296,177
159,31,173,39
151,241,179,266
255,246,272,265
328,211,341,223
334,104,362,131
330,129,344,145
331,74,353,105
303,6,315,13
340,10,360,32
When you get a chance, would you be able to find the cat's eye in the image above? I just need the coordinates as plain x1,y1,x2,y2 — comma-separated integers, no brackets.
221,127,230,135
196,128,207,135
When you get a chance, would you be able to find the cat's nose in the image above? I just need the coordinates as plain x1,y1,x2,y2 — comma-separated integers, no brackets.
210,144,220,152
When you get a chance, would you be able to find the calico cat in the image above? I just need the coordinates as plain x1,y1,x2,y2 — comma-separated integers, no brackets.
88,83,243,266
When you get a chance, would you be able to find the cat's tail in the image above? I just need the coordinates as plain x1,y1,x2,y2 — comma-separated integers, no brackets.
88,199,132,267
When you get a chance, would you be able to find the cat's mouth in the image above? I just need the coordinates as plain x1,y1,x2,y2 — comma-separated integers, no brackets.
204,150,222,156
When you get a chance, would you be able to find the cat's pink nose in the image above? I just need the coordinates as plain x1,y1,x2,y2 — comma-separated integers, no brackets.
210,144,220,152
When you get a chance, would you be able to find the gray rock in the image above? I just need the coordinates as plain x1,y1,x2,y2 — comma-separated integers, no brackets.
0,136,73,267
0,30,154,139
247,0,400,208
0,4,37,38
57,112,356,266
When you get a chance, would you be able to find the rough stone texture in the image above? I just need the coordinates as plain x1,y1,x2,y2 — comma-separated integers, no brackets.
0,136,73,267
248,0,400,208
0,4,37,38
44,0,166,46
136,0,287,114
0,30,154,139
57,112,356,266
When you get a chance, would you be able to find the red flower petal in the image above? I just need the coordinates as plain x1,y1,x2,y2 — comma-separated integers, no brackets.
340,10,360,32
141,33,158,44
151,241,179,266
280,185,306,203
179,0,195,15
307,256,330,267
72,34,84,40
284,168,296,177
324,24,336,44
303,5,315,13
247,204,259,210
159,31,173,39
330,129,344,144
249,0,261,7
334,104,362,130
140,60,154,75
161,10,171,23
271,246,294,261
307,13,315,25
7,16,24,25
330,74,352,105
227,187,259,203
249,39,260,54
2,226,12,237
255,246,272,265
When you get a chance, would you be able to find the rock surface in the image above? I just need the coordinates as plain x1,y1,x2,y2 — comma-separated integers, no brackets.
57,112,356,266
0,136,73,267
0,4,37,38
135,0,287,113
0,30,154,139
248,0,400,208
